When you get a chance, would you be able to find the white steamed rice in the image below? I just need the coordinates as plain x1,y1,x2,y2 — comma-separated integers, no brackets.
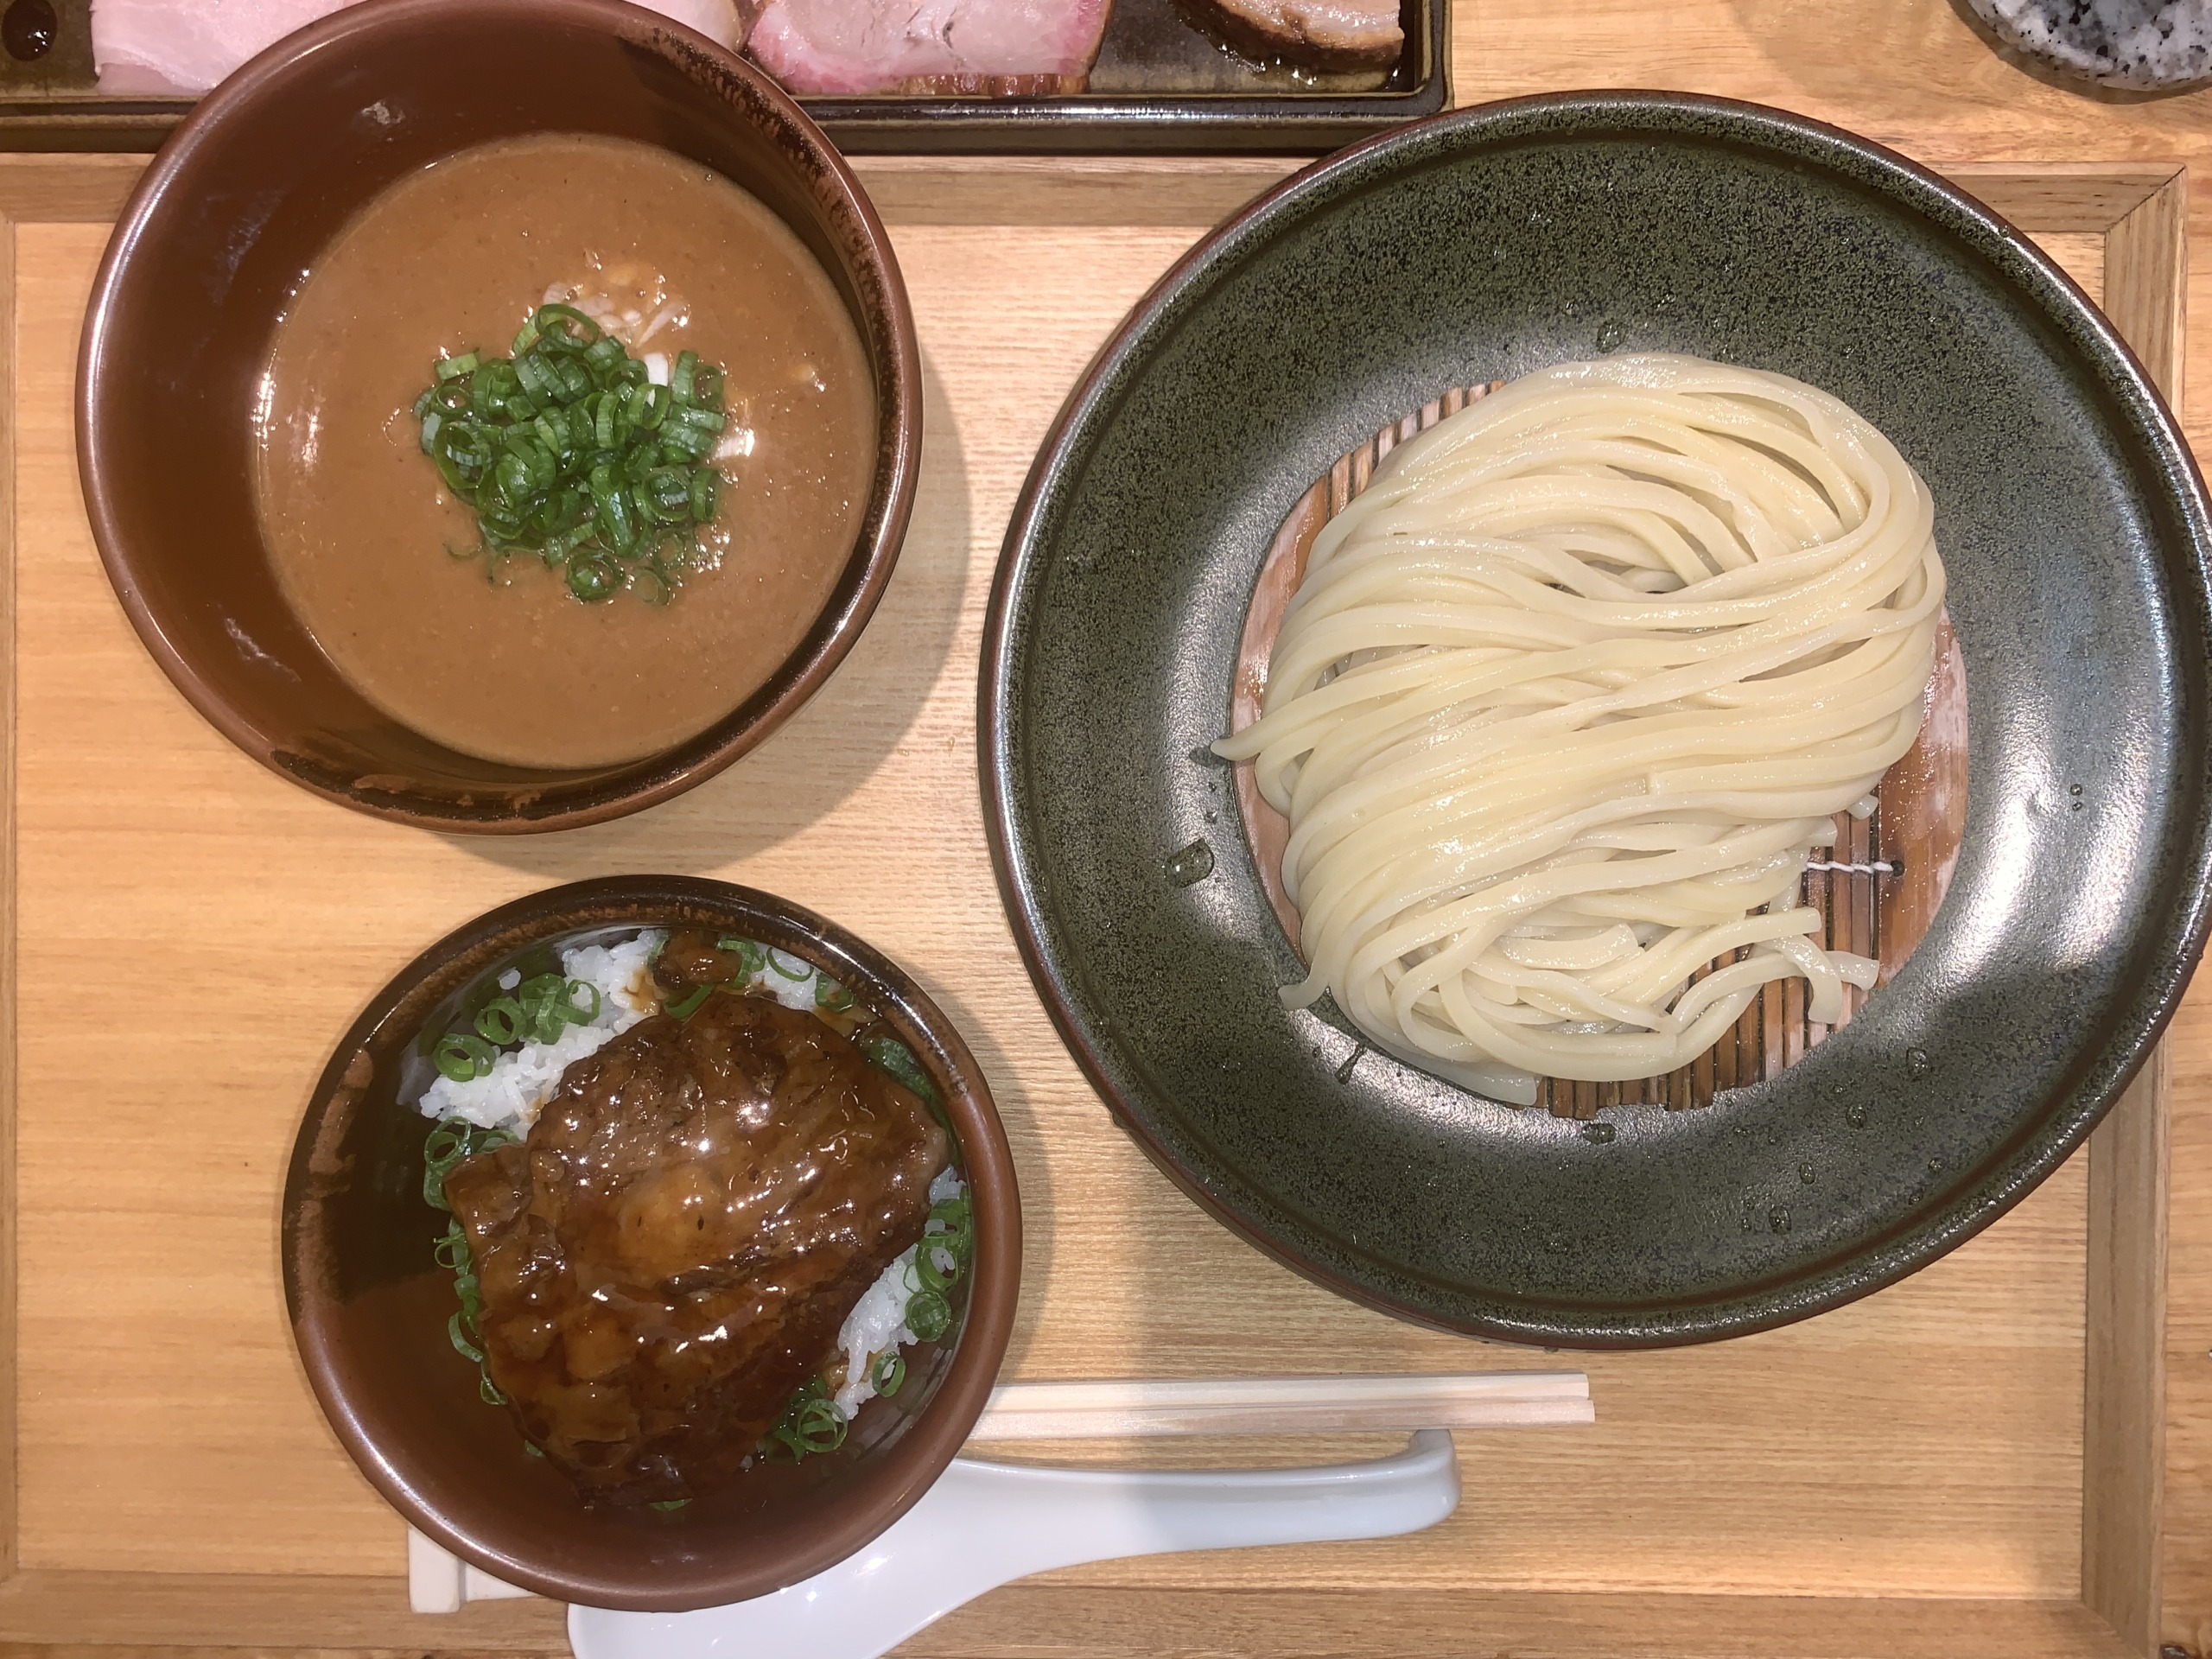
833,1166,966,1419
413,930,664,1133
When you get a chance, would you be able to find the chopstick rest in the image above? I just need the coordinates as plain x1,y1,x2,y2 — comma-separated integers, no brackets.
408,1370,1592,1619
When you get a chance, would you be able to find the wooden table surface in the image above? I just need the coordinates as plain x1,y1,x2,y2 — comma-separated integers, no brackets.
10,5,2212,1658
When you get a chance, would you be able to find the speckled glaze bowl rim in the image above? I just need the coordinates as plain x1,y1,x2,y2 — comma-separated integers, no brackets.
282,875,1020,1609
77,0,923,836
979,89,2212,1348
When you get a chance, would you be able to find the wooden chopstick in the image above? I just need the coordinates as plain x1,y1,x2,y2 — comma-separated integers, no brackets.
967,1371,1594,1440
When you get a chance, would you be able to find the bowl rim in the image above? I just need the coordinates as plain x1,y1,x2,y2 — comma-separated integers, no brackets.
75,0,923,835
281,874,1021,1609
978,88,2212,1348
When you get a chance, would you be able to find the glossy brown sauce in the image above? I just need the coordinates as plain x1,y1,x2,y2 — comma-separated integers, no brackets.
444,932,949,1504
253,134,876,769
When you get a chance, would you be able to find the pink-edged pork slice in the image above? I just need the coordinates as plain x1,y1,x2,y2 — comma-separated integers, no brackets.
91,0,743,93
1181,0,1400,71
744,0,1112,95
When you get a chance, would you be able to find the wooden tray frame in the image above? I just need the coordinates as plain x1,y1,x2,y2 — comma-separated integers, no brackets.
0,154,2191,1658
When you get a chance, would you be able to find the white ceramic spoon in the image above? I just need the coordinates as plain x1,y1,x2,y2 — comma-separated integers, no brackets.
567,1428,1460,1659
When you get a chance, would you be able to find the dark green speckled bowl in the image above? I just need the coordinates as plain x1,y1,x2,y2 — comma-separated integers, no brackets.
981,92,2212,1347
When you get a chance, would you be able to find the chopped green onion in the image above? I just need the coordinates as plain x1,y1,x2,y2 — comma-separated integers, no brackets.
533,303,600,349
432,1225,467,1272
413,306,728,606
905,1288,952,1343
769,949,812,982
474,995,525,1045
872,1351,906,1396
916,1239,959,1294
565,979,601,1022
423,1116,526,1414
762,1376,849,1461
567,552,621,603
434,1033,496,1083
512,970,591,1044
915,1198,972,1298
815,976,855,1013
861,1034,940,1107
798,1397,847,1447
665,982,714,1020
717,935,767,976
448,1310,484,1364
648,1498,690,1512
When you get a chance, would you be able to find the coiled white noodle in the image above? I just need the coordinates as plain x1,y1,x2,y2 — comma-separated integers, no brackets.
1214,355,1945,1107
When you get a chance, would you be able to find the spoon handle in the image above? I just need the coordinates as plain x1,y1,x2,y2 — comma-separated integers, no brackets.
568,1430,1463,1659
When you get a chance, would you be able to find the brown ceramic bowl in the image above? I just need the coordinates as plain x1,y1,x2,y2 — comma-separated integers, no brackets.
281,876,1019,1610
78,0,919,833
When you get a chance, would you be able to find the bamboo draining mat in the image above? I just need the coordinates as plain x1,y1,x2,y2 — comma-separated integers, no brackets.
0,143,2189,1658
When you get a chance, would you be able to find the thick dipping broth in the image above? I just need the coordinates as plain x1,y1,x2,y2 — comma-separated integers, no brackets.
253,134,877,770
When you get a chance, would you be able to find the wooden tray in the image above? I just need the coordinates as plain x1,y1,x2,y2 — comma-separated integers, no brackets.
0,152,2194,1659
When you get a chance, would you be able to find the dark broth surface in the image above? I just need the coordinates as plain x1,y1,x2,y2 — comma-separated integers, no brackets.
254,133,875,770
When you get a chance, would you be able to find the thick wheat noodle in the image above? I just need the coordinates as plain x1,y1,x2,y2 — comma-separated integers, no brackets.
1214,355,1945,1107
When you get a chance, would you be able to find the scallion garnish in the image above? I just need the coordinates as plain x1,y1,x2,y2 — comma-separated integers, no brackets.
434,1032,496,1083
431,970,599,1075
414,305,728,607
904,1288,952,1343
664,982,715,1020
474,995,526,1045
872,1351,906,1396
422,1116,518,1409
716,935,767,976
762,1376,849,1462
768,948,812,982
905,1189,971,1341
860,1033,939,1107
815,975,855,1013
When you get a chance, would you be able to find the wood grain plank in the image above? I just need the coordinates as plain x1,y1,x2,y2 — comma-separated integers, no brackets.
0,1576,2135,1659
2106,174,2188,403
852,155,1300,227
906,1586,2138,1659
0,204,19,1588
0,153,137,220
0,1572,564,1649
1948,163,2177,236
2161,981,2212,1657
2084,1052,2170,1658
